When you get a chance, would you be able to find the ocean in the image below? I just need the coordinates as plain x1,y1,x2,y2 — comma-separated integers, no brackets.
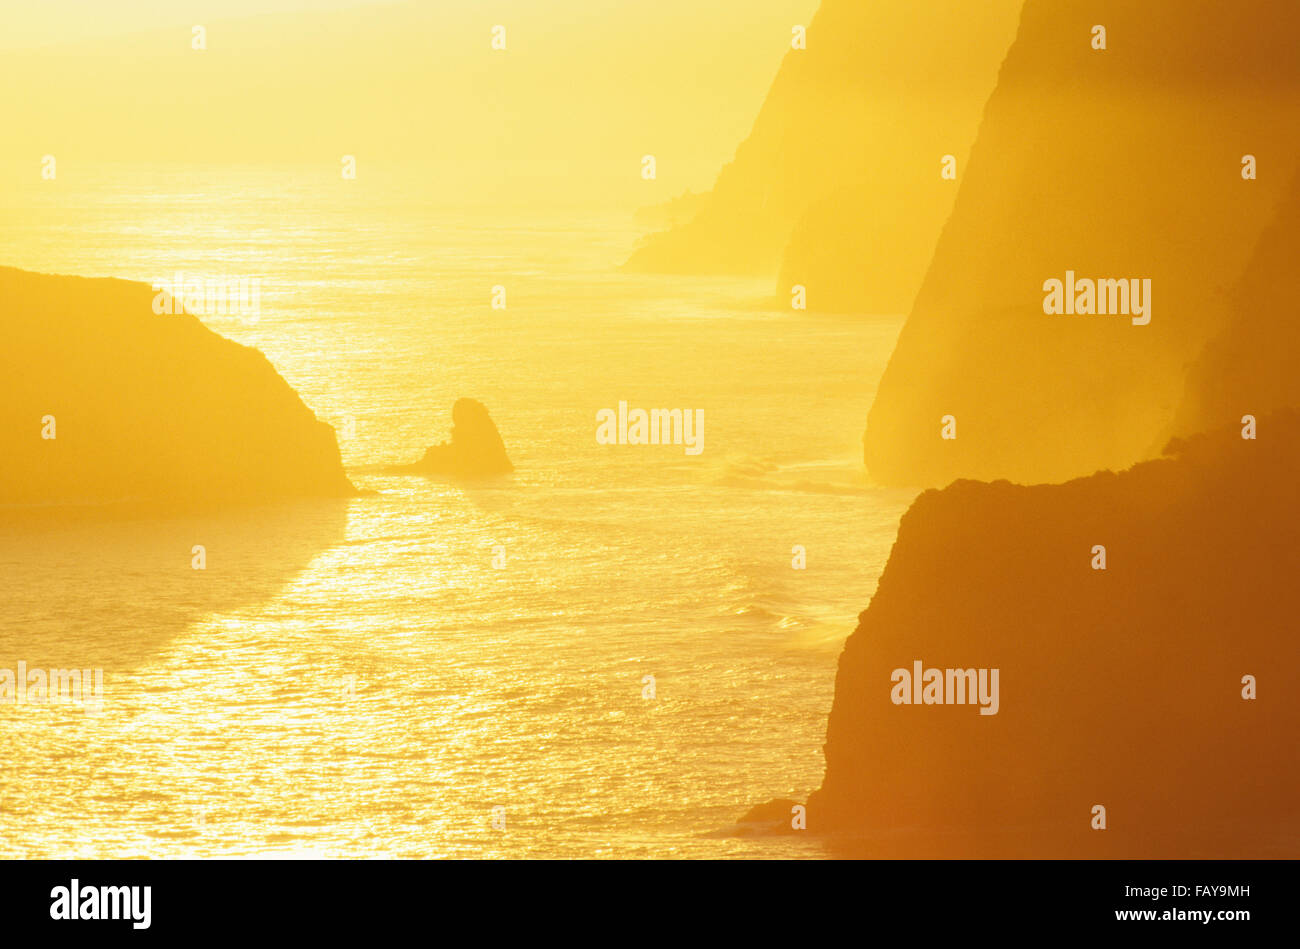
0,163,913,857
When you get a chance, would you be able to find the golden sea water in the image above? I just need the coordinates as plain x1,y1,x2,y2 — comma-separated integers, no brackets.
0,164,912,857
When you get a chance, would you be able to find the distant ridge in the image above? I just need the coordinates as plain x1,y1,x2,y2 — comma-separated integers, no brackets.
624,0,1022,314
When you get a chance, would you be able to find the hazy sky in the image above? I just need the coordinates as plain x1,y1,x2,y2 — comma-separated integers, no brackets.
1,0,822,49
0,0,386,49
3,0,822,204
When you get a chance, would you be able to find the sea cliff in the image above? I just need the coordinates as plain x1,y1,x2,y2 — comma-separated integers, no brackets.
864,0,1300,486
0,266,355,510
625,0,1021,314
806,414,1300,856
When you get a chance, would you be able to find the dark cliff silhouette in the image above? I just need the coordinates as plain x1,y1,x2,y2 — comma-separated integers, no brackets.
0,267,354,511
807,413,1300,856
1170,168,1300,441
864,0,1300,486
775,1,1300,856
624,0,1021,314
401,399,513,480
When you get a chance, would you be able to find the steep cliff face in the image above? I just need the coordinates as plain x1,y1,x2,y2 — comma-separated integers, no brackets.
809,414,1300,856
864,0,1300,486
1171,169,1300,440
0,267,355,509
624,0,1022,314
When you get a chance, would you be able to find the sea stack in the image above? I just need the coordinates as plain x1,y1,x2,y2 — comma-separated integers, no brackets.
411,399,513,479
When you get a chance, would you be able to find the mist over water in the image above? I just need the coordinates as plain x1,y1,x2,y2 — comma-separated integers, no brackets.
0,165,912,857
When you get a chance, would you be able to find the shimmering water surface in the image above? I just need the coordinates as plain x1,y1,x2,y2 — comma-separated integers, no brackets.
0,165,912,857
